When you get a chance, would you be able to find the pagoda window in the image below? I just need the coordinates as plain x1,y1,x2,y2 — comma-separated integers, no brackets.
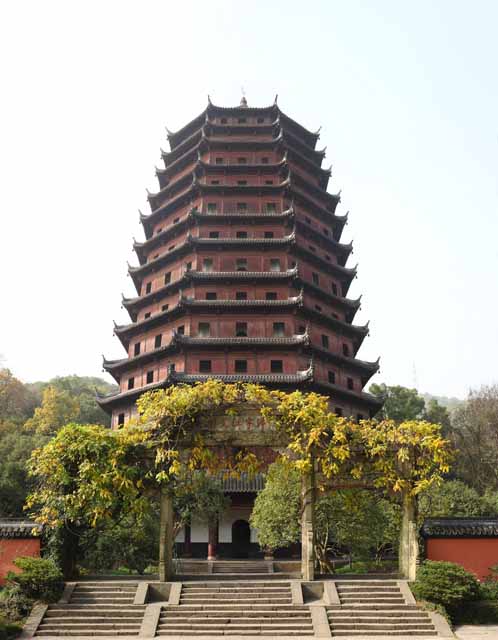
134,342,141,356
127,377,135,390
235,360,247,373
342,343,350,357
265,202,277,213
273,322,285,337
236,258,248,272
177,325,185,335
202,258,214,272
271,360,283,373
236,322,248,337
237,180,247,186
270,258,281,272
209,231,220,238
211,179,220,185
321,334,329,349
265,180,273,185
144,312,151,319
220,117,227,124
238,117,247,124
257,117,264,123
145,282,152,294
199,360,212,373
347,377,354,390
207,203,217,213
237,202,247,213
237,157,247,164
155,334,162,349
312,272,319,285
185,262,192,272
117,413,125,427
161,304,169,312
328,371,336,384
168,245,175,251
331,283,338,296
264,231,274,238
146,371,154,385
236,231,247,238
335,407,343,417
198,322,210,337
298,325,306,334
290,260,297,268
235,291,247,300
215,157,224,165
266,292,277,300
206,292,217,300
164,272,171,285
261,157,269,164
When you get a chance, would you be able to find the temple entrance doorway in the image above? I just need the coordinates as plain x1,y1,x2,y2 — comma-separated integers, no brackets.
231,519,251,558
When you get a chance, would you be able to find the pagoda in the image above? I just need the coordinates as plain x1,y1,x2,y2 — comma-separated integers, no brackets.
98,96,381,428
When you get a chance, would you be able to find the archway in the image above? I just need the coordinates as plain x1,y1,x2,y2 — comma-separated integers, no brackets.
231,519,251,558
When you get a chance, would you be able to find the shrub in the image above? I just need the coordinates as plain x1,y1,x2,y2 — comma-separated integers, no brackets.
0,615,22,640
412,561,480,613
7,557,63,603
0,585,33,620
479,579,498,601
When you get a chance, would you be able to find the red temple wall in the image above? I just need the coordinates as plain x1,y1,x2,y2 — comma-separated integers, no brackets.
426,538,498,580
0,538,41,586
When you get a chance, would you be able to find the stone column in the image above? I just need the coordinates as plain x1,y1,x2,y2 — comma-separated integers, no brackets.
207,520,218,560
301,469,315,581
399,491,418,581
158,487,174,582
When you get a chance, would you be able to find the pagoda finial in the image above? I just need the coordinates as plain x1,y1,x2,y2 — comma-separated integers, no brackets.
240,95,248,108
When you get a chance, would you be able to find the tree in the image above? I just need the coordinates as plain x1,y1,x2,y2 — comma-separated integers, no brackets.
423,399,451,434
418,480,489,524
250,460,301,553
369,384,426,422
450,385,498,494
24,387,80,435
173,471,230,536
359,419,454,579
0,369,38,427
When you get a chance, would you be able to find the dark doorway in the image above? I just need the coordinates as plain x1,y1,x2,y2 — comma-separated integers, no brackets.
231,519,251,558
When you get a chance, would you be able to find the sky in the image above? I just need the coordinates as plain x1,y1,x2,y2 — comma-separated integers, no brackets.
0,0,497,399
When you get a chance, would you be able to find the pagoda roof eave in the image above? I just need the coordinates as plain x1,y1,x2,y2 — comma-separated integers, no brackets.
298,306,369,344
292,243,357,283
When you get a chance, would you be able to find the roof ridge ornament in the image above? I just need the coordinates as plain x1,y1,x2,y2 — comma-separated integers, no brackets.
240,95,248,108
274,94,278,105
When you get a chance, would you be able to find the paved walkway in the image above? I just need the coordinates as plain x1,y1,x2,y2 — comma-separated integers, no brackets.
454,625,498,639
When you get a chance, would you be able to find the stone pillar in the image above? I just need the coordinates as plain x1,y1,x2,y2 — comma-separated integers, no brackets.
184,523,192,558
301,469,315,581
399,491,418,581
207,520,218,560
158,487,174,582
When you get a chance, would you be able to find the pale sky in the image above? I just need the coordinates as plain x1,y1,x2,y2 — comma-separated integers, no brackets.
0,0,497,398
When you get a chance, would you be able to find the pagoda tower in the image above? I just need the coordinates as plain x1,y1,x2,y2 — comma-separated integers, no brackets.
98,97,381,428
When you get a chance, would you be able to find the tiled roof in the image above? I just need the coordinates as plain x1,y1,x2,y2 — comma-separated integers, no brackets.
220,472,266,493
0,519,43,538
172,333,309,347
187,268,297,280
421,518,498,538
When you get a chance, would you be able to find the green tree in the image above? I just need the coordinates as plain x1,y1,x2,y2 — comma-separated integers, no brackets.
24,387,80,435
418,480,488,524
173,470,230,536
369,384,425,422
450,385,498,494
0,369,38,426
423,399,451,434
250,460,301,553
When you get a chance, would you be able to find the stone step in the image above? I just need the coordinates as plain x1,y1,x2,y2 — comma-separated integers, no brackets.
181,591,290,599
46,609,144,618
161,616,312,624
339,597,406,604
338,587,401,593
330,632,437,637
167,604,308,612
156,632,313,637
335,581,399,586
330,604,419,611
38,622,141,630
70,597,136,604
36,632,139,637
182,587,290,593
181,582,291,589
164,611,310,618
157,623,314,631
179,598,293,606
329,614,430,621
41,616,144,624
330,623,435,630
73,585,137,590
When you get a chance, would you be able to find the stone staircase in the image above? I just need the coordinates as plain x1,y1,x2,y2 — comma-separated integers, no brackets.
212,561,270,574
327,580,437,637
34,582,145,637
157,581,314,636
